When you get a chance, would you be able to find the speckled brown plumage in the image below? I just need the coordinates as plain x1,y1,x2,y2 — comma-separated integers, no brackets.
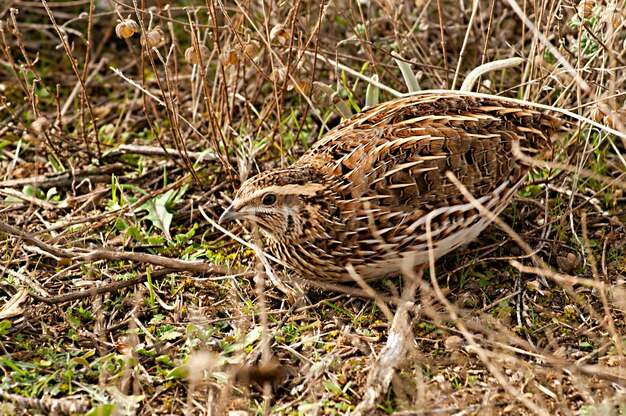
220,91,567,282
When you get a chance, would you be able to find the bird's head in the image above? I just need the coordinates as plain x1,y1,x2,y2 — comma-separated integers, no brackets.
219,167,334,243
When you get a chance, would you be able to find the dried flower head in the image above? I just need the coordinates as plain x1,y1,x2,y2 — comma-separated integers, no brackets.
141,27,166,48
270,24,290,46
556,253,581,274
185,45,209,65
602,3,624,29
219,49,239,67
116,18,139,39
590,105,605,123
292,80,309,95
243,40,260,58
605,108,626,129
269,67,287,84
578,1,595,19
31,116,51,135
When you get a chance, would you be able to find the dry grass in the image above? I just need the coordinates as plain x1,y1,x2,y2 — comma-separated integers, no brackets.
1,0,626,414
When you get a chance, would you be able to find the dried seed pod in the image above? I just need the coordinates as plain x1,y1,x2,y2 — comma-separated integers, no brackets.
556,253,581,274
443,335,464,351
270,24,290,46
603,4,624,29
116,18,139,39
269,67,286,84
292,80,309,95
590,105,605,123
605,108,626,129
219,49,239,67
243,40,260,58
185,45,209,65
141,27,166,48
311,82,335,106
578,1,595,19
31,116,50,135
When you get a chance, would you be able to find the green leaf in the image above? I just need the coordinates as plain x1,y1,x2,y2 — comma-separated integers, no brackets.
71,357,90,367
221,326,263,354
0,320,12,336
45,187,58,201
365,74,380,108
159,330,182,341
86,404,115,416
155,355,171,366
392,51,420,93
323,380,343,395
136,186,188,238
166,365,189,380
22,185,45,200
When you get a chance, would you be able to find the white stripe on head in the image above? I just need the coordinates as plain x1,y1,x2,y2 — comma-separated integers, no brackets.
237,183,327,206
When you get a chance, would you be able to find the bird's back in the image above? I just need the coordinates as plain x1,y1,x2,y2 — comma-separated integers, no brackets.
297,92,564,209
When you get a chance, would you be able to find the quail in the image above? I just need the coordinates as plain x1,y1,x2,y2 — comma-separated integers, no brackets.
219,91,567,282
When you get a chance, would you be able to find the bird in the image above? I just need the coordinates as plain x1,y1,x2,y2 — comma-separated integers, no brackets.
219,91,568,282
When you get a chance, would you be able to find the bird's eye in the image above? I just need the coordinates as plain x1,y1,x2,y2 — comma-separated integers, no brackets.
261,193,277,206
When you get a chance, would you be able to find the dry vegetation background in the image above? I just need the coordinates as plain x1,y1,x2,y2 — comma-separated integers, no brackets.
1,0,626,414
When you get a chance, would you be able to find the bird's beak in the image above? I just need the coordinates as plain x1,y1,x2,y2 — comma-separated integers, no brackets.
219,204,241,224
